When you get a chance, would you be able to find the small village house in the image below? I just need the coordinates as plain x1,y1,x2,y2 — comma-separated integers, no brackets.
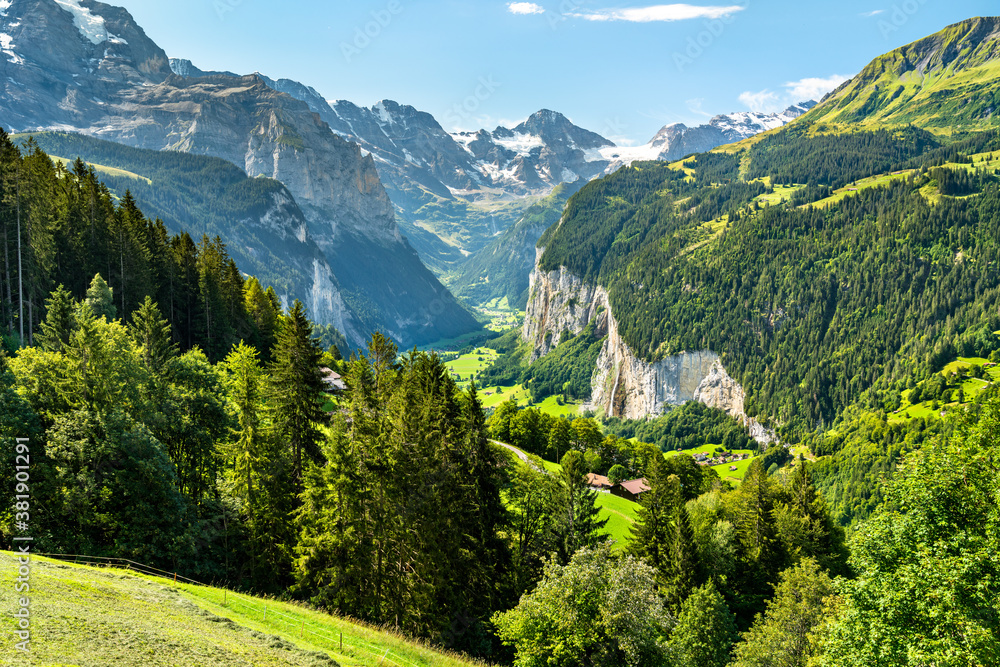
611,478,650,502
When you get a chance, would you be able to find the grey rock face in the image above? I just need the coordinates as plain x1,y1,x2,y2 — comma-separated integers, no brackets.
0,0,478,347
525,250,774,443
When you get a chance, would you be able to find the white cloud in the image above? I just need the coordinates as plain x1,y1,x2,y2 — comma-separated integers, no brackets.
860,9,884,16
569,3,745,22
685,98,713,118
507,2,545,15
739,74,852,113
738,90,781,113
784,74,851,102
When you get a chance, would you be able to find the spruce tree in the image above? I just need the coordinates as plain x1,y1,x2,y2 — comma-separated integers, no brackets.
37,284,76,352
736,457,778,565
128,296,178,374
243,276,279,358
84,273,117,321
662,475,700,613
268,299,325,486
775,456,848,575
630,458,700,610
553,449,608,564
629,455,674,580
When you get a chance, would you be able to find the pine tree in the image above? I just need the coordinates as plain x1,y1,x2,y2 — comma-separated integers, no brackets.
222,340,282,584
629,455,674,579
662,475,700,613
553,449,608,564
668,580,739,667
775,456,848,575
37,284,76,353
84,273,117,321
243,276,279,358
735,457,778,565
630,458,700,610
128,296,178,375
268,299,325,486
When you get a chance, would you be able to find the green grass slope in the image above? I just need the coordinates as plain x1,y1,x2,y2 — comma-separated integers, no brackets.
0,552,480,667
496,444,641,549
807,16,1000,133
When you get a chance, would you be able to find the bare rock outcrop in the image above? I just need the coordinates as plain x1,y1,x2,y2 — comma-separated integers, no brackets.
524,250,775,443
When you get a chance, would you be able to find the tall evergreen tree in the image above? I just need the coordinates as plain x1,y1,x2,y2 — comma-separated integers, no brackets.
84,273,117,321
222,340,290,586
243,276,280,359
630,458,701,611
774,457,848,575
268,299,325,486
128,296,178,375
735,458,779,566
552,449,608,564
37,284,76,353
629,455,674,580
662,475,700,613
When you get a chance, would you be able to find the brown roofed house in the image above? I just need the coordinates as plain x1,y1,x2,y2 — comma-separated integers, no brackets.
586,473,612,492
611,478,651,502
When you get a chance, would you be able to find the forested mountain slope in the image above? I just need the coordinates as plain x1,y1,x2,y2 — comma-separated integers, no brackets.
15,131,359,340
529,17,1000,430
807,16,1000,131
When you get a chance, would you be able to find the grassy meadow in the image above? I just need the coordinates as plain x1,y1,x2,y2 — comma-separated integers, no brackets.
0,552,481,667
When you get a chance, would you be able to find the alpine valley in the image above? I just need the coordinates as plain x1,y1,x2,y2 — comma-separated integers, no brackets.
1,5,1000,667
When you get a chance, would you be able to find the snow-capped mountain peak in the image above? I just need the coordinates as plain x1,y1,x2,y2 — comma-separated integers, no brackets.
598,101,816,170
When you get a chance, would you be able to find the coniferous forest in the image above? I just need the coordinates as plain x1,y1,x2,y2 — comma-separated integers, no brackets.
3,11,1000,666
0,118,998,666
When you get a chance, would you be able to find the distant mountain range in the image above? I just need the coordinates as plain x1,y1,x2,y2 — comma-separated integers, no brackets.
164,54,812,283
0,0,477,348
0,0,815,340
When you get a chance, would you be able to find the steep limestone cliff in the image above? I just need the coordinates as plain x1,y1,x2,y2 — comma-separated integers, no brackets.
524,247,610,361
524,250,774,443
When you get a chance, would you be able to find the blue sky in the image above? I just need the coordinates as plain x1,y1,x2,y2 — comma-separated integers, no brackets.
115,1,996,144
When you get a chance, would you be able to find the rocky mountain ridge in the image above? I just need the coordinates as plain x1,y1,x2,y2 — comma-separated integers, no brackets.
167,59,809,281
806,16,1000,131
0,0,477,347
627,102,816,164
